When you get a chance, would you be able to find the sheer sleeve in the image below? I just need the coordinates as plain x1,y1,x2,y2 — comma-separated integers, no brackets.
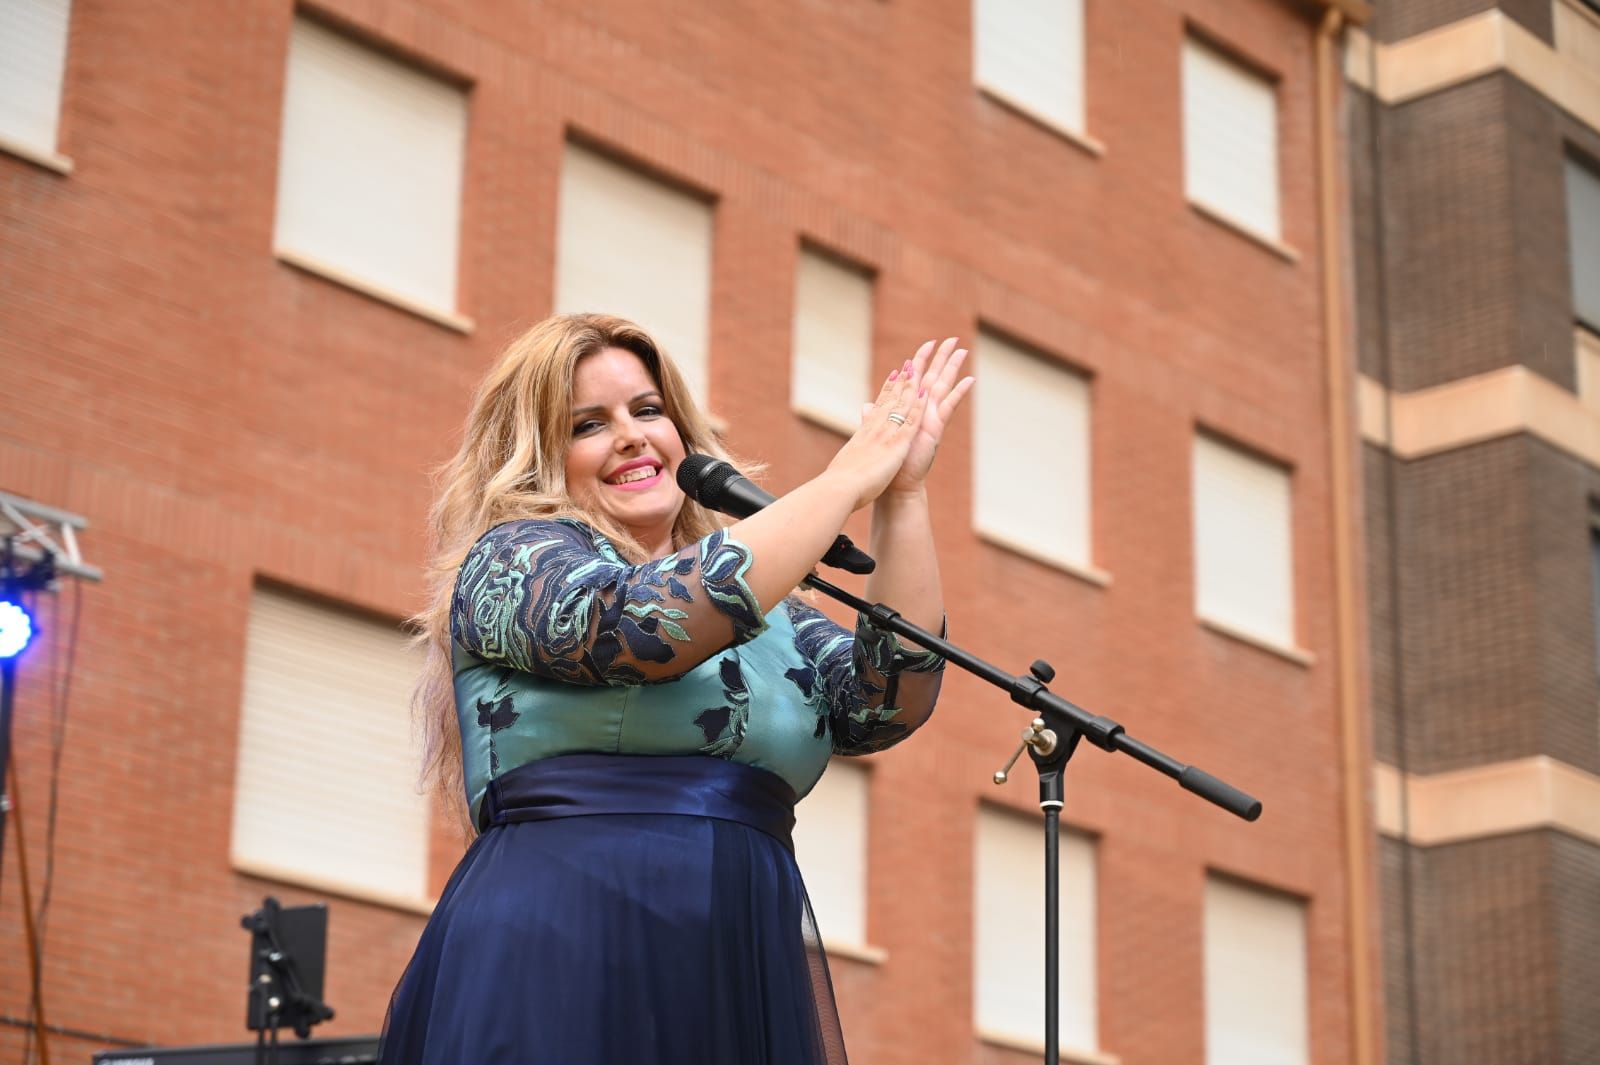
451,518,769,686
782,599,946,755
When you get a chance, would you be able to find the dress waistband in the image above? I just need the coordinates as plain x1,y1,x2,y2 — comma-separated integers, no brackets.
479,753,798,849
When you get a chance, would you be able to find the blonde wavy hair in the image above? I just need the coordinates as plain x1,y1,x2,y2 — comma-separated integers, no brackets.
412,312,750,831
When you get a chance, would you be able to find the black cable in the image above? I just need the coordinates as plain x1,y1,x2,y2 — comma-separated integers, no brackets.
0,1015,145,1048
16,576,83,1065
34,579,80,943
15,578,81,1065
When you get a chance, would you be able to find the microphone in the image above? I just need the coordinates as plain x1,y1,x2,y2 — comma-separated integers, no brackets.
676,455,876,575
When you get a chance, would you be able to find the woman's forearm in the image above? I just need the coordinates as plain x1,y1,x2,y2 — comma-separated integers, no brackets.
727,471,860,611
864,487,945,640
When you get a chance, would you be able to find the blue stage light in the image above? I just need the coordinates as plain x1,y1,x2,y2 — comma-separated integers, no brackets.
0,599,33,659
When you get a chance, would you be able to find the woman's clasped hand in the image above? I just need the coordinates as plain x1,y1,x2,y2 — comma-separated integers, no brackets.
826,337,975,512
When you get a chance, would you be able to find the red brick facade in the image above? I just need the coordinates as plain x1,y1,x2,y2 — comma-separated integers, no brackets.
0,1,1371,1062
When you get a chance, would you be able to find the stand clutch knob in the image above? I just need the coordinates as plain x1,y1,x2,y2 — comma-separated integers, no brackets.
992,717,1057,784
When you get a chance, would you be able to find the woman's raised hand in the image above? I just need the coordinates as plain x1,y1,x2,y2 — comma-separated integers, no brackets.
823,359,929,511
883,338,974,497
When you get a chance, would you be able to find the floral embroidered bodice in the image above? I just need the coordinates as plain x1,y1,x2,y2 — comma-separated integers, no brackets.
451,518,946,825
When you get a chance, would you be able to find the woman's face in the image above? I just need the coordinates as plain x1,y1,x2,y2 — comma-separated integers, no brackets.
564,346,688,554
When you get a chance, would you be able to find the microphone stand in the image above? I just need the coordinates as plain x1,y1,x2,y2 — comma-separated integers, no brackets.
801,571,1261,1065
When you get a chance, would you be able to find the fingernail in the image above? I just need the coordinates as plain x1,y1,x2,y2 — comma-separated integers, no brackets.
918,387,927,397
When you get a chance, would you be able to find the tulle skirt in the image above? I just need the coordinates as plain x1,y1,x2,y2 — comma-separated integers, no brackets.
377,754,846,1065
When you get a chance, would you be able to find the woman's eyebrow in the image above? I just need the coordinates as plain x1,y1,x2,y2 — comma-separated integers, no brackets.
571,390,663,417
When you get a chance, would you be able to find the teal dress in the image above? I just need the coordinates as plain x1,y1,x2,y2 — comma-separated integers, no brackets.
379,517,945,1065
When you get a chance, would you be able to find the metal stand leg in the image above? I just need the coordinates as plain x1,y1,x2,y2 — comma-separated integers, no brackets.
1039,756,1067,1065
1043,802,1060,1065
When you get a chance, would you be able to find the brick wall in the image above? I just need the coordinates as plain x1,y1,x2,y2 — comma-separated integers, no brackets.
1369,0,1554,44
1379,831,1600,1064
1353,5,1600,1061
1363,436,1600,776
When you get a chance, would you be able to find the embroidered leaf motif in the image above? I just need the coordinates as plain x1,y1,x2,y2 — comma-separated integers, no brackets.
694,705,733,745
697,655,751,759
476,694,519,733
475,687,520,774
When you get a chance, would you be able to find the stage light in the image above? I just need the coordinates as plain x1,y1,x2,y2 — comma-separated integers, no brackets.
0,598,33,659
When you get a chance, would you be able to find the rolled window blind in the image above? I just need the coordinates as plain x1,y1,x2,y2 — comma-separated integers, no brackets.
0,0,72,153
231,586,429,906
1204,876,1310,1065
792,759,870,947
973,0,1086,133
791,248,874,434
556,144,715,403
974,806,1098,1053
1183,37,1280,240
974,330,1092,568
1193,434,1294,646
274,17,467,313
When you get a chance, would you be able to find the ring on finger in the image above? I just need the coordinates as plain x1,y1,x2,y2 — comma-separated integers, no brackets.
887,412,907,426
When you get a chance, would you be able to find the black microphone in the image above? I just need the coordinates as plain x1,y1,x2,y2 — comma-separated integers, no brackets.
676,454,876,575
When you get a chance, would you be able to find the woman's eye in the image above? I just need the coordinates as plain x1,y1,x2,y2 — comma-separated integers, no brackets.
636,405,663,418
574,420,602,435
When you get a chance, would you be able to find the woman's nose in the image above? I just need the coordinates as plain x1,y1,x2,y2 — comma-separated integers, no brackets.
614,416,646,451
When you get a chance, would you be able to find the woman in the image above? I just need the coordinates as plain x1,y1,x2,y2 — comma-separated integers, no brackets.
379,313,973,1064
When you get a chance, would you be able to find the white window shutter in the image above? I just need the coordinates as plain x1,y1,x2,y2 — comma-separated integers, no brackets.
974,807,1098,1053
974,0,1086,134
791,248,874,434
1204,877,1310,1065
274,17,467,313
231,587,429,906
793,759,869,947
556,145,715,403
1193,434,1295,646
974,330,1092,568
1568,157,1600,332
1183,37,1280,240
0,0,72,153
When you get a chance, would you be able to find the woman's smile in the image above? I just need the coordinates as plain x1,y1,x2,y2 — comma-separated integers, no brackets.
565,346,688,554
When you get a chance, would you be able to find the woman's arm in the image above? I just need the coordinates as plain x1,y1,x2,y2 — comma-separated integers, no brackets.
846,487,946,739
863,335,973,654
452,518,772,685
829,337,975,751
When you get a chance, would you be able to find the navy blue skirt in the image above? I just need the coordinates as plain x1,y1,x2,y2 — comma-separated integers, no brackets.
377,754,847,1064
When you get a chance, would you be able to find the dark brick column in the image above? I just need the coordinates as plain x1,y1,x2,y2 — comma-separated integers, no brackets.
1352,8,1600,1061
